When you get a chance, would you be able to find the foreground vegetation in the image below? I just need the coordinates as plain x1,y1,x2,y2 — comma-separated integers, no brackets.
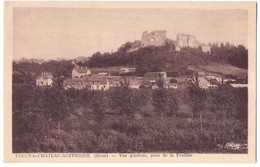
13,79,248,153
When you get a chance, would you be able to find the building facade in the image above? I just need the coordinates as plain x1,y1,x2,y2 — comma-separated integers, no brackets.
176,33,199,48
36,72,53,86
200,44,211,53
72,65,91,79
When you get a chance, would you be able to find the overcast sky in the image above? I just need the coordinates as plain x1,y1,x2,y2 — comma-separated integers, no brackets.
13,8,248,60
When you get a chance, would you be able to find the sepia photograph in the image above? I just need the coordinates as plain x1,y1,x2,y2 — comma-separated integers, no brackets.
4,1,256,163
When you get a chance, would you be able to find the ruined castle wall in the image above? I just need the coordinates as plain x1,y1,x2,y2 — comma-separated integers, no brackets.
142,30,167,47
177,33,199,48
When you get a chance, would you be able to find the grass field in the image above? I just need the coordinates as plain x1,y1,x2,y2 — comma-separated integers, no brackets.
198,63,248,78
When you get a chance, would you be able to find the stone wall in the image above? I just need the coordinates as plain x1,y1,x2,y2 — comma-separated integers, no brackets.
176,33,199,48
141,30,166,47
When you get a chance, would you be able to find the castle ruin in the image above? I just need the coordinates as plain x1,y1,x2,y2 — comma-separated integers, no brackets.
141,30,167,47
176,33,199,48
139,30,210,53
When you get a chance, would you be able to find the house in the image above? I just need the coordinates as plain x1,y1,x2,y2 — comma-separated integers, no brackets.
108,76,122,87
223,78,236,84
197,71,206,76
143,72,167,83
36,72,53,87
164,83,178,89
189,75,216,89
198,76,218,89
119,67,136,74
187,65,195,71
72,65,91,79
230,84,247,88
205,75,223,83
63,78,89,90
151,84,159,90
98,72,109,77
175,44,181,51
64,76,110,90
144,72,167,80
197,77,212,89
89,76,110,90
200,44,211,53
129,77,142,89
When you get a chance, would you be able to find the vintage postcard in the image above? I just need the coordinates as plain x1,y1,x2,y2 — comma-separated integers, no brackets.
4,1,256,163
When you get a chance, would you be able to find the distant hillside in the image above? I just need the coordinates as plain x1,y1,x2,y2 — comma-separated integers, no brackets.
87,43,248,77
13,42,248,81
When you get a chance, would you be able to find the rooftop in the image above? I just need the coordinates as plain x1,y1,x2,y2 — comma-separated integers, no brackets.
74,65,90,73
37,72,53,80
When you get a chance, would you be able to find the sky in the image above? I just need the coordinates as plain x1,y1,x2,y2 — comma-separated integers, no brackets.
13,8,248,60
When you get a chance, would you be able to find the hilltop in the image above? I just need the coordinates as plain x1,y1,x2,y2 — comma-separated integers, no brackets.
84,31,247,78
86,43,248,78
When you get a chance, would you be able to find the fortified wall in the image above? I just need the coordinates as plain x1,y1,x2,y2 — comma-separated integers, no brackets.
141,30,167,47
176,33,199,48
140,30,210,53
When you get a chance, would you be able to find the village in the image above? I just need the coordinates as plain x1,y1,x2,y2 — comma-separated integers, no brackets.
35,30,247,91
36,63,246,91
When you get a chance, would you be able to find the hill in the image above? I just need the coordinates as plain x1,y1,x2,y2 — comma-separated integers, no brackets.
86,43,248,77
12,42,248,83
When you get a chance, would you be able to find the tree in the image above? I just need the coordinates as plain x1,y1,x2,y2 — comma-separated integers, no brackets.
152,88,179,119
212,84,238,119
156,73,165,89
109,86,144,117
187,80,207,132
43,77,71,134
120,77,130,89
12,84,33,116
118,41,133,52
167,90,179,117
90,91,107,122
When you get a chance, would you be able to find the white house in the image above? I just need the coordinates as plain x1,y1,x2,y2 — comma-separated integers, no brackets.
89,76,110,91
119,67,136,74
164,83,178,89
98,72,109,77
72,65,91,79
36,72,53,86
200,44,211,53
64,76,110,90
230,84,247,88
